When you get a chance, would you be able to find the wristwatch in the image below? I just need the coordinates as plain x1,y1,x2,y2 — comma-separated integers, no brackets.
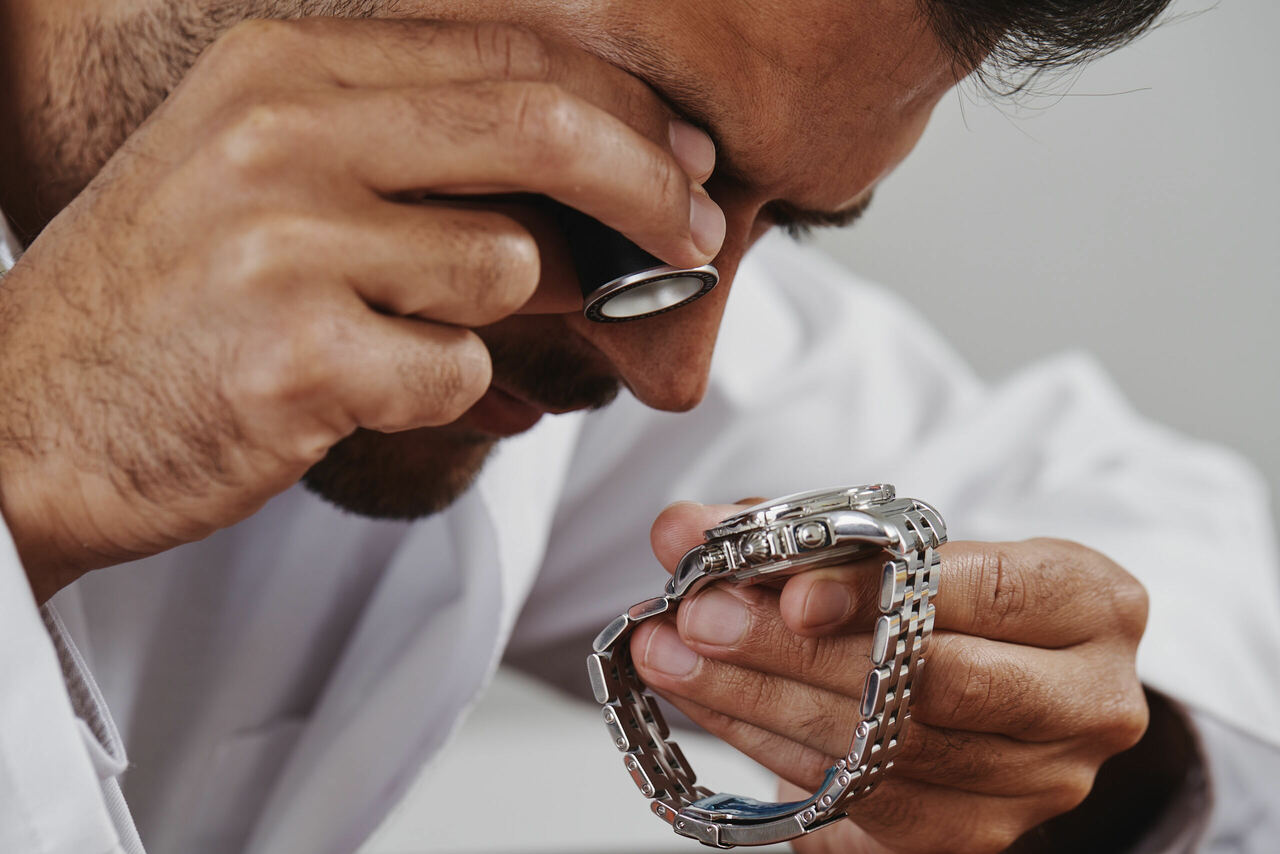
587,484,946,848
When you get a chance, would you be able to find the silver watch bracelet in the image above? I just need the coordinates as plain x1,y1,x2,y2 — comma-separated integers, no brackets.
588,495,945,848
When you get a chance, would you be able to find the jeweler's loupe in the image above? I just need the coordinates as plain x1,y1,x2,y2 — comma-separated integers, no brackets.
547,201,718,322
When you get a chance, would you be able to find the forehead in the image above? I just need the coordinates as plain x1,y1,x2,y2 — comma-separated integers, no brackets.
595,0,956,210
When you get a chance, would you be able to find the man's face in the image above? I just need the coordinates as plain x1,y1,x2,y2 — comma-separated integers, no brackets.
12,0,957,518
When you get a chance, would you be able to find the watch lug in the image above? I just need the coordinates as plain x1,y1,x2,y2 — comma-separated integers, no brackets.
828,510,896,547
668,544,730,597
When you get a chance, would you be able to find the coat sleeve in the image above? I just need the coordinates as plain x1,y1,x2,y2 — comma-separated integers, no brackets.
0,516,142,853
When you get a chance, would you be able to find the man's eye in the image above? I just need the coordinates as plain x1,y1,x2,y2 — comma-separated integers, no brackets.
762,197,873,242
775,218,815,241
761,205,815,242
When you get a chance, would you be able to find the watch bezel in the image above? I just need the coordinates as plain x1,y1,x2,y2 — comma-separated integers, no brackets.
705,484,896,540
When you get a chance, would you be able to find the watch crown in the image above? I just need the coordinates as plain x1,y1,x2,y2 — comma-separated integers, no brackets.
739,531,772,564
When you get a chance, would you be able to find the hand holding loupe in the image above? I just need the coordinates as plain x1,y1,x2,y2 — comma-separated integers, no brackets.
546,200,719,322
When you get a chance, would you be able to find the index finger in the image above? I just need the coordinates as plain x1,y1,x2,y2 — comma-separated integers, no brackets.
651,504,1147,648
650,500,762,570
223,18,701,172
777,539,1147,648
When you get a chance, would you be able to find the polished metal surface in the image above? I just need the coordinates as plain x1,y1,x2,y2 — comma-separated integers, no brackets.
583,264,719,323
588,484,947,847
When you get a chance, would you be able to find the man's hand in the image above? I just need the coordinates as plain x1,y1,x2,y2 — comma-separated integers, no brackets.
631,502,1150,854
0,19,722,601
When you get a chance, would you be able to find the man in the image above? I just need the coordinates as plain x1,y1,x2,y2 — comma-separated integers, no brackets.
1,1,1277,853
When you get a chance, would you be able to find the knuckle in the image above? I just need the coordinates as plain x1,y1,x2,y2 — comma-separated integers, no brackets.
502,83,580,168
1039,537,1149,639
409,329,491,424
1120,695,1152,748
728,668,780,721
1046,765,1098,816
217,215,301,290
1108,573,1150,640
925,640,991,723
787,623,824,670
654,150,690,209
932,641,1043,734
1093,684,1149,752
468,21,552,80
232,306,338,409
977,544,1030,627
213,100,308,174
447,216,539,319
497,231,542,305
1029,536,1098,584
953,655,998,722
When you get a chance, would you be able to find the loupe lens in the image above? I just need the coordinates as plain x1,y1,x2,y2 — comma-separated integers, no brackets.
596,275,708,319
546,200,718,322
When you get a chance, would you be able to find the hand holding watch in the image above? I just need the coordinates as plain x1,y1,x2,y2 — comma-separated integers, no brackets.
587,484,947,848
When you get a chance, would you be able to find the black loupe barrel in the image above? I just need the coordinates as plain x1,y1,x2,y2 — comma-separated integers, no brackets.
546,200,718,322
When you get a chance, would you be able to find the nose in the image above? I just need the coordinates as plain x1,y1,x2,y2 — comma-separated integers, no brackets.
574,278,730,411
571,183,761,412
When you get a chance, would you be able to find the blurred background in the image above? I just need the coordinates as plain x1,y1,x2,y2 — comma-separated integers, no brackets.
361,0,1278,850
812,0,1279,534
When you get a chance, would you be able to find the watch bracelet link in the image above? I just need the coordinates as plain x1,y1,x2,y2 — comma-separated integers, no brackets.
587,498,945,848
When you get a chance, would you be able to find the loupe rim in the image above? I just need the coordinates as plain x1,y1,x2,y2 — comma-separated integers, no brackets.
582,264,719,323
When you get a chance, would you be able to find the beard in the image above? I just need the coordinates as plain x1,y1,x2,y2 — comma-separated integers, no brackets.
300,426,499,520
301,320,621,519
20,0,623,521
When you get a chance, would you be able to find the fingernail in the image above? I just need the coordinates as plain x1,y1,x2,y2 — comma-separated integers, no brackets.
802,580,852,629
645,623,700,677
669,119,716,180
689,191,726,258
685,588,749,646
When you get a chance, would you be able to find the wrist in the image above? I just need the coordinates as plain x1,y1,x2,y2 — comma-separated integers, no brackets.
1004,686,1207,853
0,454,93,604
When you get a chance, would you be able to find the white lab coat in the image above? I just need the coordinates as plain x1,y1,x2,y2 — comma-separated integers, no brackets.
1,227,1278,854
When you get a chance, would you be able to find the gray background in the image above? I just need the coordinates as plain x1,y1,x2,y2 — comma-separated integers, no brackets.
363,1,1278,850
814,0,1279,527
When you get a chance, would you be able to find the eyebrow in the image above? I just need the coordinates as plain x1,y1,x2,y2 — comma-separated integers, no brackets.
630,62,874,238
606,36,873,238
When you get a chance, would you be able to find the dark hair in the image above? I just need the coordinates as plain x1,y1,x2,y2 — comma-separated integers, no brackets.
918,0,1173,87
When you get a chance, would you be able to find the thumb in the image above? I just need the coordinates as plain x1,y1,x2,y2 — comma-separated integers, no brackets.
649,497,767,574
